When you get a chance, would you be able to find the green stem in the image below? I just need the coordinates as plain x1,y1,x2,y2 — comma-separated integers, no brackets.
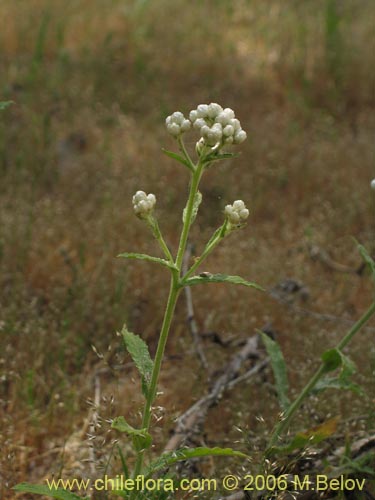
148,217,174,263
132,161,205,481
178,136,195,171
265,301,375,454
132,277,180,479
337,301,375,350
175,162,204,270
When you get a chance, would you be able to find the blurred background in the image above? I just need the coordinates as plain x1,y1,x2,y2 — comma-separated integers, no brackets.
1,0,374,497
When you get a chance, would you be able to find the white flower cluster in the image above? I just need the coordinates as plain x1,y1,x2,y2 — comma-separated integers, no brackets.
190,104,247,147
165,112,191,137
165,103,247,148
224,200,249,225
371,179,375,190
132,191,156,217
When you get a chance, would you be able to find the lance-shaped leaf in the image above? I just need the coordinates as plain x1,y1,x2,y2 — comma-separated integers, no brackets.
145,446,248,477
112,416,152,451
202,151,239,167
268,417,339,456
182,273,264,291
121,326,154,397
162,148,194,172
182,190,202,225
13,484,87,500
259,331,290,411
117,252,177,271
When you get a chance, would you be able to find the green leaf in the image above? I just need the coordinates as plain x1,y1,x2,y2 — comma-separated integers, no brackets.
13,483,87,499
117,252,177,271
0,100,14,111
268,417,339,456
202,151,239,166
112,416,152,451
182,273,264,291
315,351,362,395
321,348,342,373
145,447,248,477
162,148,194,172
182,190,202,225
121,326,154,396
259,331,290,411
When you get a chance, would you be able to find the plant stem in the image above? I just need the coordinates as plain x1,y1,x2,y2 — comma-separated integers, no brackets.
132,277,180,479
132,161,204,480
175,162,204,270
265,301,375,454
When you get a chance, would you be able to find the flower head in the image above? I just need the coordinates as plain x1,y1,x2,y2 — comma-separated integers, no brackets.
167,103,247,152
371,179,375,190
132,191,156,217
189,103,247,151
224,200,249,226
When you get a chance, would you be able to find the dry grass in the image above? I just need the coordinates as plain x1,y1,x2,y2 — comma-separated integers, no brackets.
1,1,375,498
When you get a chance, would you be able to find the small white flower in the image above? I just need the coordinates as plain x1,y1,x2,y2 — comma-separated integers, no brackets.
225,200,249,226
234,130,247,144
371,179,375,190
223,124,234,136
197,104,209,117
189,110,198,122
167,123,180,136
207,103,223,118
181,119,191,132
193,118,206,130
132,191,156,217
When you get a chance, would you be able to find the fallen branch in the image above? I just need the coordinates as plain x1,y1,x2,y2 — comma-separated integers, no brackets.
164,335,266,452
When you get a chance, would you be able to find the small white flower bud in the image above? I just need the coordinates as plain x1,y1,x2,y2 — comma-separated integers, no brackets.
172,111,184,124
167,123,180,136
133,190,147,204
181,119,191,132
239,208,249,219
234,130,247,144
215,112,230,126
223,108,235,120
189,110,198,122
229,118,241,131
223,124,234,136
194,118,206,130
371,179,375,190
197,104,209,117
207,103,223,118
146,193,156,204
201,125,210,136
233,200,245,211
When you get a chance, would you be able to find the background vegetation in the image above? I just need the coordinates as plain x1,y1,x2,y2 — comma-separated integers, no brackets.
1,0,374,498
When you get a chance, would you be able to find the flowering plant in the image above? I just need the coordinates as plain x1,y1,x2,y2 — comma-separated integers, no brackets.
14,104,375,499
